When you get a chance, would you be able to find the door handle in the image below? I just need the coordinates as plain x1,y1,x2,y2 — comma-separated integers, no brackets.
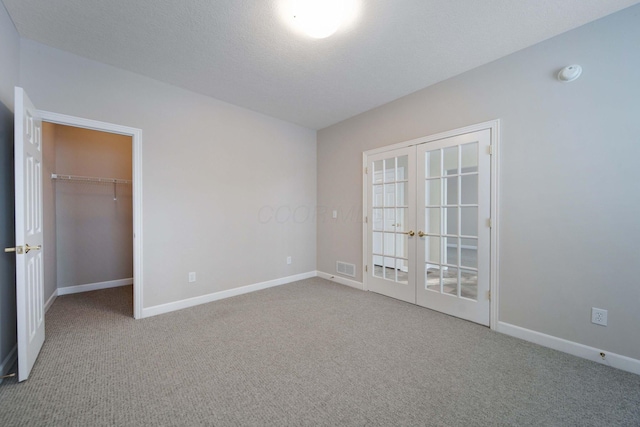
4,244,40,254
400,230,415,236
418,231,427,237
25,244,41,253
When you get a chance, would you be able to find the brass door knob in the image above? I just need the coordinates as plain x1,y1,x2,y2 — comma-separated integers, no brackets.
25,244,41,253
5,246,24,254
400,230,415,237
418,231,427,237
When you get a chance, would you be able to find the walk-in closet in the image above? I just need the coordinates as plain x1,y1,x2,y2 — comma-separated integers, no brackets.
42,123,133,314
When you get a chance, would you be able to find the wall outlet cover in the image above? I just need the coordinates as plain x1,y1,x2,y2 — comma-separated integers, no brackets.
591,307,607,326
188,272,196,283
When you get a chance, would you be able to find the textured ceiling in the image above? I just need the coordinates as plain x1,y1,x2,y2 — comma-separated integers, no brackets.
2,0,638,129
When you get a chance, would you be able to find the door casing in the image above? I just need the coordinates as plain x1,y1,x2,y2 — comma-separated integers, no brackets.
362,120,500,329
38,110,144,320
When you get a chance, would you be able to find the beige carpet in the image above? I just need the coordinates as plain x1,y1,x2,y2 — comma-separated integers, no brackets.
0,278,638,426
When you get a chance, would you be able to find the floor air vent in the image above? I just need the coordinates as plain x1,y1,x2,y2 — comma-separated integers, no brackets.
336,261,356,278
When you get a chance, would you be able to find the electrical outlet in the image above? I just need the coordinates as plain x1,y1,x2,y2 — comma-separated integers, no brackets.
188,272,196,283
332,210,338,219
591,307,607,326
287,256,292,265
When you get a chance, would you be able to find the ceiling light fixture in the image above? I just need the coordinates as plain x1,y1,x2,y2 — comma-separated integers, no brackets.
285,0,358,39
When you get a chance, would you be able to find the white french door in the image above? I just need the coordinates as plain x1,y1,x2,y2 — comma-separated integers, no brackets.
366,129,492,325
5,88,45,381
366,147,416,303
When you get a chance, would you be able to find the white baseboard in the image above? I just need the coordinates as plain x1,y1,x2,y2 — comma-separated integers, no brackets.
57,278,133,296
317,271,364,290
0,344,17,384
496,321,640,376
141,271,317,318
44,290,58,313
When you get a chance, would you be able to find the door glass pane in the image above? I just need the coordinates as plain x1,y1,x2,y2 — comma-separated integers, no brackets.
396,234,408,259
373,160,384,183
443,146,458,175
425,208,440,235
445,237,458,266
373,232,383,254
443,207,458,236
373,256,383,277
384,208,396,231
384,257,395,280
460,238,478,269
461,142,478,173
461,269,478,300
396,259,409,284
425,236,440,263
384,184,396,207
425,150,441,177
396,208,407,232
396,182,408,206
384,158,395,183
426,179,441,206
444,176,458,205
461,174,478,205
443,266,459,296
373,185,383,207
373,208,383,231
383,233,395,256
461,207,478,237
397,155,408,181
426,264,441,292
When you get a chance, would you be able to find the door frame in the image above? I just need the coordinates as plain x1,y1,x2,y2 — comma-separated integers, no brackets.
38,110,144,319
362,119,500,329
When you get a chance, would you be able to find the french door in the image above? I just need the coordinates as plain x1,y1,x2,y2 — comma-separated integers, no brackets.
366,129,492,325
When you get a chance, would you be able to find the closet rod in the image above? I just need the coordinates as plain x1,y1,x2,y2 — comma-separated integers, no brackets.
51,173,132,185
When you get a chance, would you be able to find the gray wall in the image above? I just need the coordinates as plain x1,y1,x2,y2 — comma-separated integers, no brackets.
317,6,640,360
19,38,317,309
53,125,133,289
0,1,19,375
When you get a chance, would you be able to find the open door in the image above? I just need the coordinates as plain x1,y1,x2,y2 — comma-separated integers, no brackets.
4,87,45,381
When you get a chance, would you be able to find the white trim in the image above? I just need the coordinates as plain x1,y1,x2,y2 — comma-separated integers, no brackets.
0,344,17,384
489,121,500,330
37,110,144,319
364,120,501,156
141,271,317,318
317,271,364,290
57,278,133,296
362,151,369,291
496,322,640,376
44,290,58,313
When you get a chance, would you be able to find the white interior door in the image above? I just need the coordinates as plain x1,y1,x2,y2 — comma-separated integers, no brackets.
13,87,45,381
416,130,491,325
366,147,416,303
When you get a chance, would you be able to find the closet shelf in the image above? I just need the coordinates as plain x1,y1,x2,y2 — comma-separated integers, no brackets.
51,173,132,185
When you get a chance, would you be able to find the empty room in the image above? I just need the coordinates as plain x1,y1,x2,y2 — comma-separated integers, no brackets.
0,1,639,425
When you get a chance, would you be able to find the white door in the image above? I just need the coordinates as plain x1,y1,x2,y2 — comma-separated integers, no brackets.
416,130,491,325
366,147,416,303
10,87,45,381
365,129,492,325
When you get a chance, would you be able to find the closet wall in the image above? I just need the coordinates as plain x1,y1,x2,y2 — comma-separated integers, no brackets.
44,124,133,296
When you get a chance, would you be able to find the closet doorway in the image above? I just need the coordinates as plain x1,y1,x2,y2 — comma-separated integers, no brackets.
39,111,143,319
42,122,134,315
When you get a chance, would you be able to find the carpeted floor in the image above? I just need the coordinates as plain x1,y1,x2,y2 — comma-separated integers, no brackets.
0,277,638,426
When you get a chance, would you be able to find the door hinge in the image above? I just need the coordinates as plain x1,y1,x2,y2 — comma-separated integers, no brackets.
487,218,492,228
365,265,368,272
487,290,491,300
365,216,368,223
488,145,493,155
365,167,368,174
